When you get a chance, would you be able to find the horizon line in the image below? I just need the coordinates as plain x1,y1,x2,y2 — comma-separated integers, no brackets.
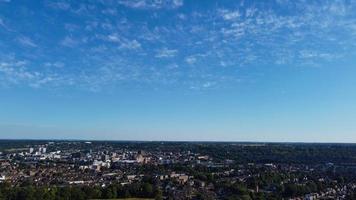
1,138,356,145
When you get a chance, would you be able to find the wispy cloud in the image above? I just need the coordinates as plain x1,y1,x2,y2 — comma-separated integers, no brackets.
117,0,183,10
219,9,241,20
17,36,37,47
119,39,141,50
107,34,121,43
47,1,71,10
155,48,178,58
0,60,36,85
106,34,141,50
1,0,356,91
60,36,79,47
44,62,64,68
0,17,10,30
0,17,5,27
185,56,197,65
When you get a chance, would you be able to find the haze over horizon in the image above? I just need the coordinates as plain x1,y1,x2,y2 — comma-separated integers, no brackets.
1,0,356,142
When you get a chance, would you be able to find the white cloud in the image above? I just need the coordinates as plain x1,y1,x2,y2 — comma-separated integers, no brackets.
44,62,64,68
185,56,197,65
219,9,241,20
60,36,78,47
172,0,183,8
106,34,141,50
107,34,120,42
0,17,9,30
155,48,178,58
0,58,76,89
0,60,37,84
64,23,79,32
2,0,356,91
327,1,348,16
29,76,56,88
117,0,183,9
48,1,71,10
177,13,186,20
17,36,37,47
202,81,216,88
102,8,117,15
0,60,26,68
119,39,141,50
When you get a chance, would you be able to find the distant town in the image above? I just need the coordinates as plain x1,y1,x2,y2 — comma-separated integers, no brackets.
1,140,356,199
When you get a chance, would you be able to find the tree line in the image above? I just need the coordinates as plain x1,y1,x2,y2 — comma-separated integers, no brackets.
0,182,162,200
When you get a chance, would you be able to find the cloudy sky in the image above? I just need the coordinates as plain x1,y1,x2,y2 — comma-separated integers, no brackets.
1,0,356,142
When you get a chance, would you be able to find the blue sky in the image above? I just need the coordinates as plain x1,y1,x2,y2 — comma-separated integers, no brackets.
1,0,356,142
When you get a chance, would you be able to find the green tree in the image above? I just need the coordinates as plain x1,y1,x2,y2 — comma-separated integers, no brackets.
142,183,153,197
